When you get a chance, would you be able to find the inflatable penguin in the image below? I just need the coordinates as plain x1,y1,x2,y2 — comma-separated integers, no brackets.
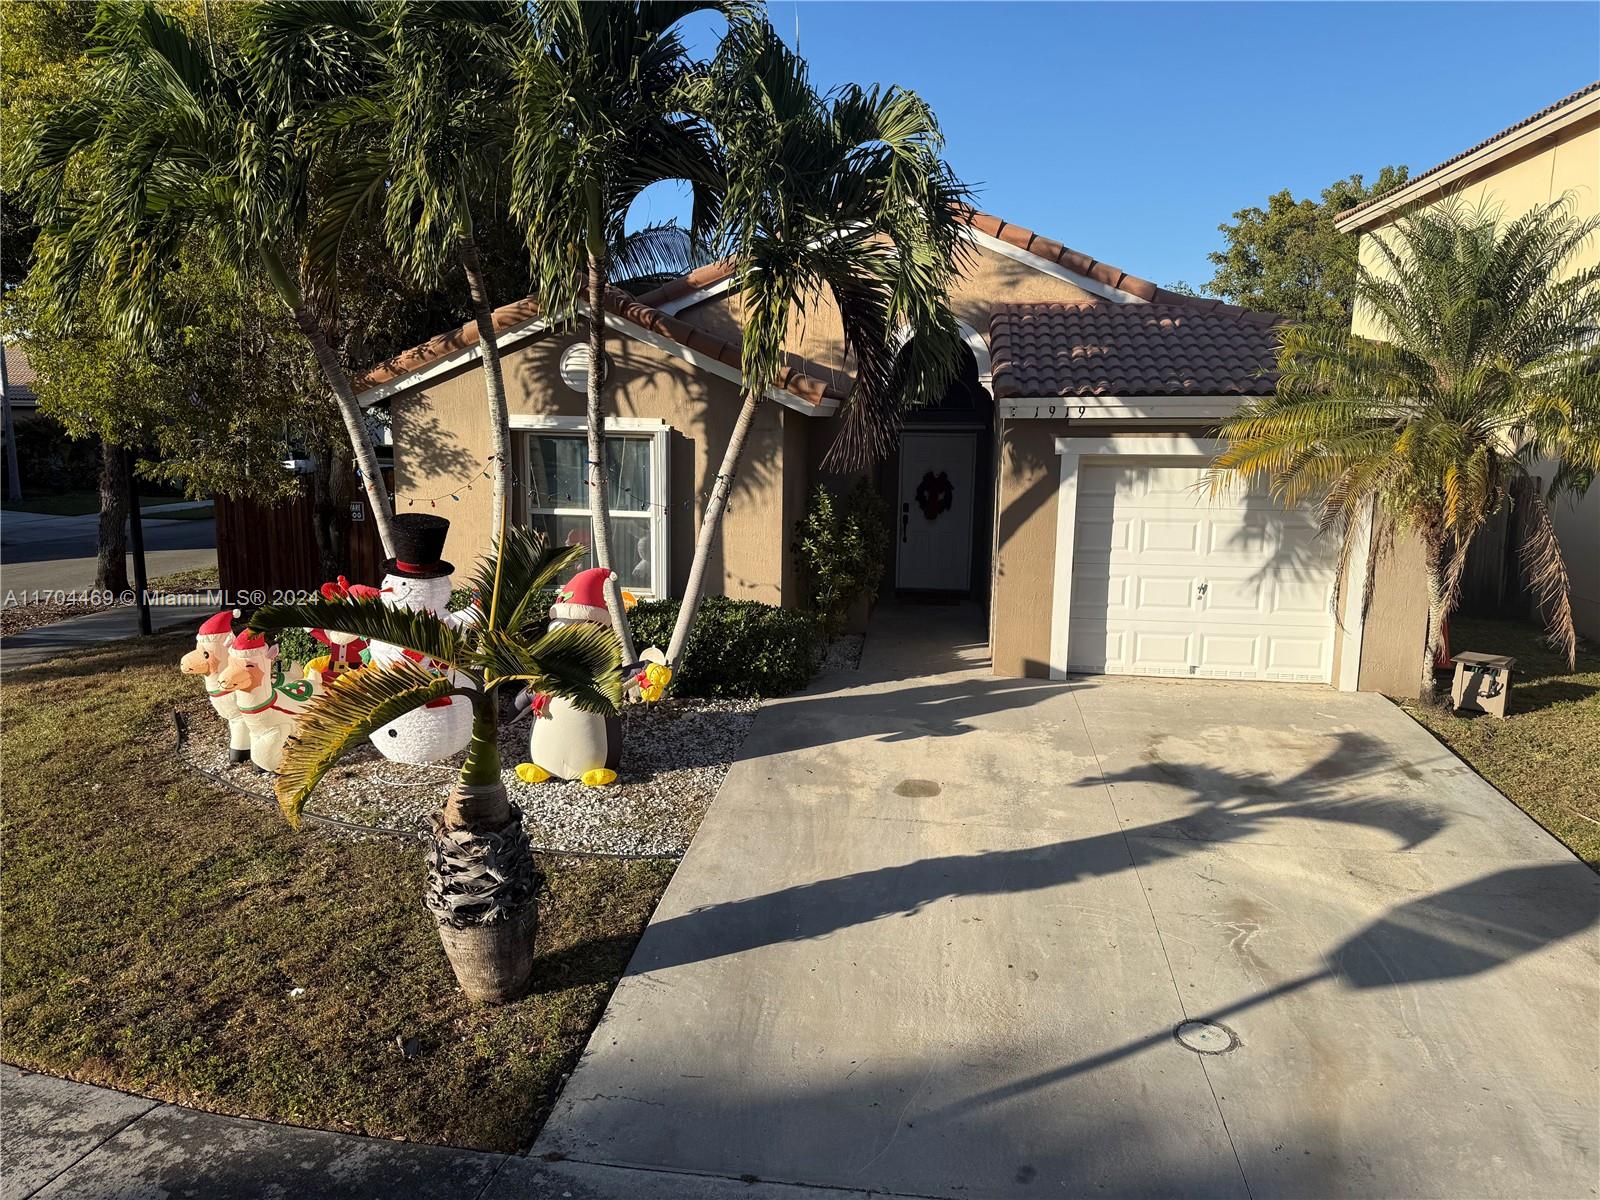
366,513,477,764
520,567,626,787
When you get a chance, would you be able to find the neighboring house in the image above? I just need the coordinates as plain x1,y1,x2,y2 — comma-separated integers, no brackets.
357,210,1389,691
1336,81,1600,679
2,342,39,411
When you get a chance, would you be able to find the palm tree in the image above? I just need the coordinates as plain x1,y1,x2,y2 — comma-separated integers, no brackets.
1209,199,1600,702
510,0,732,662
664,23,972,668
249,528,621,1003
248,0,528,539
21,3,400,558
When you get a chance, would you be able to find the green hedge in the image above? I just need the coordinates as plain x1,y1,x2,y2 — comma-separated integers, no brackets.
629,596,820,698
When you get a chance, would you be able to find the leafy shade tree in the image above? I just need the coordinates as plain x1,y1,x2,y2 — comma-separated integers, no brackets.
249,530,621,1003
1204,167,1409,328
511,0,731,661
664,23,970,668
4,258,317,587
249,0,530,540
1209,200,1600,702
21,2,400,558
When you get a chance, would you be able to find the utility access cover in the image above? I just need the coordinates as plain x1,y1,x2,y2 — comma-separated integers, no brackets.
1174,1019,1239,1055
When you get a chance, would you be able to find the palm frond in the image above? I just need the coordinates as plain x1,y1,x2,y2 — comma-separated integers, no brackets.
1516,487,1578,668
476,621,622,713
249,597,469,668
464,528,587,635
275,658,464,826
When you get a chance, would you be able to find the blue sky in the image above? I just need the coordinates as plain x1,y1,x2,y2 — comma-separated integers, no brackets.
636,1,1599,291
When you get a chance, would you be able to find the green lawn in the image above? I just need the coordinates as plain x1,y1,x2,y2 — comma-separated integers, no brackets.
142,503,214,521
1,631,673,1151
1,491,193,517
1402,616,1600,869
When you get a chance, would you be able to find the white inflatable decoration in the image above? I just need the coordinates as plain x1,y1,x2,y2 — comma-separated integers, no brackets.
520,567,625,787
180,609,252,763
217,631,321,773
366,514,478,764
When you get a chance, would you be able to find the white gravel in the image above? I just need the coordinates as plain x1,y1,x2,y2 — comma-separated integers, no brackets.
179,694,759,857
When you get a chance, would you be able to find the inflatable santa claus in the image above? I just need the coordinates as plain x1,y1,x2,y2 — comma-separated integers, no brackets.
367,513,478,764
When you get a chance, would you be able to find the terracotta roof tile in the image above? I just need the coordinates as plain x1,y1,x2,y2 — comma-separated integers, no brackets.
354,284,845,406
989,302,1283,400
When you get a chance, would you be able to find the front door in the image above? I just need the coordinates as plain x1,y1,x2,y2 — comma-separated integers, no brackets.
896,430,977,591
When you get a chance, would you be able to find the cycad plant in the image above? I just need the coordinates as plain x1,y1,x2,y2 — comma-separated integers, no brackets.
22,2,400,557
511,0,733,661
248,528,621,1002
1210,200,1600,702
664,22,971,667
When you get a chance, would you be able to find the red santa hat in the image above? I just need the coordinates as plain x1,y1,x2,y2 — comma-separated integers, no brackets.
550,567,616,625
231,629,272,652
197,609,241,637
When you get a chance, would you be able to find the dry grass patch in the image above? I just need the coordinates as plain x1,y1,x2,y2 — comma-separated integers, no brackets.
0,631,672,1151
1402,616,1599,869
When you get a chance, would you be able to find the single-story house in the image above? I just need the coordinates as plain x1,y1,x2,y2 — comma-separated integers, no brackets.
355,209,1389,692
1336,80,1600,675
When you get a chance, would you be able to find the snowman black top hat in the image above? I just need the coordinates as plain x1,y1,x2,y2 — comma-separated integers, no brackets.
383,513,455,579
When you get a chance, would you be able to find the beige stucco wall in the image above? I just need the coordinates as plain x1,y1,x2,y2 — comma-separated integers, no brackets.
389,329,794,604
1349,109,1600,680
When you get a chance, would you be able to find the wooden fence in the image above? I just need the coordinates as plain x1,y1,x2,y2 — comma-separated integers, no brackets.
215,471,389,600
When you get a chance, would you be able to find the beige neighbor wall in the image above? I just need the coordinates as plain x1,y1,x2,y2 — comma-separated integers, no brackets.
1350,108,1600,681
389,327,799,604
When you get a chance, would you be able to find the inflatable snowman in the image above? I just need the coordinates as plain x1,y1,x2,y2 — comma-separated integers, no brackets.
520,567,626,787
367,513,478,764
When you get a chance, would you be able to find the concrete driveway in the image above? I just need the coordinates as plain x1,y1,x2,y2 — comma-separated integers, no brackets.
539,604,1599,1199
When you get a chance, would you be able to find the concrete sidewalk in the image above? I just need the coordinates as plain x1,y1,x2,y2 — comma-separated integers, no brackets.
537,602,1600,1198
0,1066,861,1200
0,602,218,669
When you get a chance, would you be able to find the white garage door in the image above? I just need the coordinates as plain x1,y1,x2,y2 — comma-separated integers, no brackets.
1065,460,1338,682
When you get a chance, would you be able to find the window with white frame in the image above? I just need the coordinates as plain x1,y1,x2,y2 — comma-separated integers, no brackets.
515,418,671,598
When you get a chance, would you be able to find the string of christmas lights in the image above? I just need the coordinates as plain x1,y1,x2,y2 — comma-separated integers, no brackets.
375,452,739,514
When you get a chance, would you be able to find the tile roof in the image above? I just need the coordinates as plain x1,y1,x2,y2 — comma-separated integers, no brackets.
955,210,1264,316
989,302,1283,400
353,282,845,406
1338,80,1600,226
2,343,37,401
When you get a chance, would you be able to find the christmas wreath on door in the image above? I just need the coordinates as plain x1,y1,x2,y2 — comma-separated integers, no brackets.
915,470,955,520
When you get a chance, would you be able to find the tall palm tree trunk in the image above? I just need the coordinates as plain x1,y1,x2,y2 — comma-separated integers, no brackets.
289,306,398,562
666,388,762,668
1420,543,1448,705
584,202,637,663
458,235,513,540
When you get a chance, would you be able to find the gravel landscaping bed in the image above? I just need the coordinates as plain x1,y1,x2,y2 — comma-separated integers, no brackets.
179,691,759,857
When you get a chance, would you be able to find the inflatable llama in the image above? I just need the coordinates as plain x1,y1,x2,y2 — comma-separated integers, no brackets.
180,609,251,764
217,631,321,773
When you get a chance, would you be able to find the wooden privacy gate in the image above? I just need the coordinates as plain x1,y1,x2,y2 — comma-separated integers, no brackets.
215,471,389,598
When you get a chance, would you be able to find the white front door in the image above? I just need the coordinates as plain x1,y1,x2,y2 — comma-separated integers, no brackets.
1066,460,1337,682
896,430,977,591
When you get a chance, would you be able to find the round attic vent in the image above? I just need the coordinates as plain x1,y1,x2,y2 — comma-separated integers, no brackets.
559,343,610,394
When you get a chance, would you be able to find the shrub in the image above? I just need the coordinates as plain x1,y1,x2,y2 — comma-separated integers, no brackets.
629,596,820,698
793,478,890,640
276,626,320,666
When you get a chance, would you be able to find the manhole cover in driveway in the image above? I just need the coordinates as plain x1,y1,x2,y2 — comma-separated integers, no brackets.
1174,1019,1239,1055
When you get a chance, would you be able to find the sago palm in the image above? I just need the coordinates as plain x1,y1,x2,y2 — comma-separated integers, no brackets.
1210,199,1600,702
510,0,734,661
21,2,400,557
248,527,621,1002
664,21,972,667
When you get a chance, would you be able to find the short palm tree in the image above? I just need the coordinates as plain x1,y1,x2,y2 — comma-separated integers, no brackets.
249,528,621,1003
22,3,400,557
1210,199,1600,702
510,0,733,661
665,22,971,666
